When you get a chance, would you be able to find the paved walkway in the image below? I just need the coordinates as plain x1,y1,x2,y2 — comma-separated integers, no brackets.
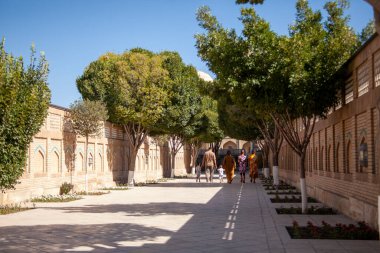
0,176,379,253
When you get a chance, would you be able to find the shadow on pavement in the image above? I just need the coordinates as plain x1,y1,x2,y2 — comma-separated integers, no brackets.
0,180,310,253
43,202,203,216
0,223,173,253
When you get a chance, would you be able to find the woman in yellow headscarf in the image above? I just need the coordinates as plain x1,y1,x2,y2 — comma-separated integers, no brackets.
222,150,235,184
248,150,258,183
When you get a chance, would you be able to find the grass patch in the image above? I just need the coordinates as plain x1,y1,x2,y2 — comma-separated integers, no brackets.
100,186,129,191
75,191,110,195
276,206,337,215
270,195,318,203
0,203,34,215
287,221,379,240
31,194,82,202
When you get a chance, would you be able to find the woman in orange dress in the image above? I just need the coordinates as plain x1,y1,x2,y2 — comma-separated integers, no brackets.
222,150,235,184
248,150,258,183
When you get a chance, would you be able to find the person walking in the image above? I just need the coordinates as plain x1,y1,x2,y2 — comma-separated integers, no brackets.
248,150,258,183
195,163,202,183
238,149,247,183
222,150,235,184
201,147,217,183
217,164,224,183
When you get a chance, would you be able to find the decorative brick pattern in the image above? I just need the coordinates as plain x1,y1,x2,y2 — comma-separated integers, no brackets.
1,105,191,205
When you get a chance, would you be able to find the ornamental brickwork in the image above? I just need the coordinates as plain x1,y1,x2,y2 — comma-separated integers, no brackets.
0,105,190,205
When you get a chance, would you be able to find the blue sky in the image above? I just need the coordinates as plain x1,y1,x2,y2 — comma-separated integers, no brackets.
0,0,374,107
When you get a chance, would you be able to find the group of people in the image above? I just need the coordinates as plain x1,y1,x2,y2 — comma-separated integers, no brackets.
195,147,258,184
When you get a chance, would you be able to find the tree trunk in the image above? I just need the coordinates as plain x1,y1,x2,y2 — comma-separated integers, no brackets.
272,150,279,167
168,135,184,178
272,150,280,185
211,141,221,156
123,123,147,187
270,113,316,213
272,125,282,185
171,152,176,178
257,139,270,179
299,152,308,214
191,142,201,174
84,135,88,193
127,149,138,187
262,151,268,168
256,120,283,182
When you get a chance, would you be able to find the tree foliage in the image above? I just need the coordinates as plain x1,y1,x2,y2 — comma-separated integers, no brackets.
149,51,204,176
77,50,170,129
0,40,51,191
196,0,358,212
77,49,171,184
358,19,375,45
152,52,203,140
69,99,108,138
69,99,107,190
197,96,224,144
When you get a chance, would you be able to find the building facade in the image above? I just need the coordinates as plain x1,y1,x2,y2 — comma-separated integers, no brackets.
278,34,380,229
0,105,189,205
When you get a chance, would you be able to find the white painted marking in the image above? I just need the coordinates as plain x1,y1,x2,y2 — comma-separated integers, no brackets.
65,246,94,252
93,244,116,249
228,231,233,240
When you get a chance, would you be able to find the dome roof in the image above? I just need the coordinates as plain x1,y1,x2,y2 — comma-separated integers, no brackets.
197,70,213,82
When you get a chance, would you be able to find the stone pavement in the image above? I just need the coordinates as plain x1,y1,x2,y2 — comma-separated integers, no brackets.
0,175,379,253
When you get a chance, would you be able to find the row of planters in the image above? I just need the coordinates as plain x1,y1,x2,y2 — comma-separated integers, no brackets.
261,177,379,240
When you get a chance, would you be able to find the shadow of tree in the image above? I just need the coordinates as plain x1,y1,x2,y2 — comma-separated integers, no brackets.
146,181,225,188
43,202,203,216
0,180,261,253
0,223,173,253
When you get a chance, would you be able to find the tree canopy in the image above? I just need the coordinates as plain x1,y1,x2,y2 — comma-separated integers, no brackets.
0,40,51,191
77,49,171,184
152,51,203,139
69,99,108,138
69,99,108,191
196,0,358,212
358,19,376,45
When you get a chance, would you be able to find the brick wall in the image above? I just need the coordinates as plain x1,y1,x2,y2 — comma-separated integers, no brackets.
0,105,190,205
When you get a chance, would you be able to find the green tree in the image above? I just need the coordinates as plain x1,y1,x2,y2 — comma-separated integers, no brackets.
152,51,203,177
196,5,283,181
269,0,357,212
69,99,108,192
358,19,375,45
196,0,357,213
76,49,170,186
0,40,51,191
214,87,283,182
197,96,224,154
